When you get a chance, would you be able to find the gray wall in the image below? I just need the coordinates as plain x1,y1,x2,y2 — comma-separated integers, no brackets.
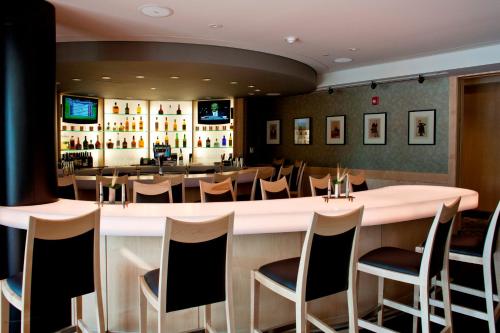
246,77,449,173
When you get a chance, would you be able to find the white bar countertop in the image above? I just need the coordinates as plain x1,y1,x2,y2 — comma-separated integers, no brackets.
0,185,478,236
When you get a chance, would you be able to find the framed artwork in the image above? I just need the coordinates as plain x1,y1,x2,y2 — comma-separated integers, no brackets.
363,112,386,145
326,115,346,145
294,117,311,144
266,120,280,144
408,109,436,145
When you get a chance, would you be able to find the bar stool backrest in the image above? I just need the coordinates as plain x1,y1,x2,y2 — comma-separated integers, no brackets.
236,169,258,201
57,175,78,200
289,160,304,192
200,178,235,202
277,165,294,186
271,158,284,180
421,198,461,279
349,173,368,192
133,180,173,203
309,174,330,197
483,201,500,265
22,209,101,327
299,207,363,303
260,177,290,200
158,212,234,313
96,175,129,202
153,174,185,203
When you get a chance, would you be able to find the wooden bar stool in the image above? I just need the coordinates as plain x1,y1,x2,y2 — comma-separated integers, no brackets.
277,165,294,186
357,198,461,333
133,180,173,203
138,212,235,333
96,175,129,202
200,178,236,202
0,209,105,333
349,173,368,192
260,177,290,200
153,174,186,203
57,174,79,200
254,168,274,200
235,169,258,201
309,174,330,197
290,162,306,198
251,207,364,333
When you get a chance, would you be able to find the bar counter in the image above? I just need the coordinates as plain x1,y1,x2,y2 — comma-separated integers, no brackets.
0,185,479,332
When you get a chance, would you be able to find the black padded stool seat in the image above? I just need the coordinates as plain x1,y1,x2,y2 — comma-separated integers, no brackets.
144,268,160,296
359,247,422,276
6,272,23,297
450,234,484,257
264,189,289,200
205,191,234,202
258,257,300,291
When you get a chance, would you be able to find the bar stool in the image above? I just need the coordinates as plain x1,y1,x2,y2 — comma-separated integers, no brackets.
200,178,236,202
357,198,461,333
260,177,290,200
277,165,294,186
290,162,306,198
96,175,129,202
57,174,79,200
289,160,304,191
349,173,368,192
213,172,238,193
235,169,258,201
416,200,500,332
251,207,364,333
0,209,105,333
309,174,330,197
138,213,235,333
133,180,173,203
153,174,186,203
271,158,284,180
254,168,274,200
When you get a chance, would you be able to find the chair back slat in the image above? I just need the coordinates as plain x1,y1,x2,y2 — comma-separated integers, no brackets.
236,169,258,201
57,175,78,200
96,175,128,202
277,165,293,185
260,177,290,200
200,178,235,202
133,180,173,203
349,173,368,192
153,174,186,203
309,174,330,197
483,201,500,261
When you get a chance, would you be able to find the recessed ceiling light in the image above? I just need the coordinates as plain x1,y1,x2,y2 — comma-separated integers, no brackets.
248,85,255,88
266,92,281,96
139,5,173,18
135,75,145,79
72,78,82,82
254,89,261,92
248,92,255,95
150,87,157,90
230,81,238,85
285,36,298,44
167,98,173,101
348,48,358,52
202,78,211,82
170,76,180,79
101,76,111,80
334,57,353,63
209,24,223,29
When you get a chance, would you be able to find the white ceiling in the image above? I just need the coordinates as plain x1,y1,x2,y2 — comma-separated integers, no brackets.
50,0,500,75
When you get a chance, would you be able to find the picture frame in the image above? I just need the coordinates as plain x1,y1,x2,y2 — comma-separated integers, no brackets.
294,117,311,145
363,112,386,145
326,115,346,145
408,109,436,145
266,120,280,144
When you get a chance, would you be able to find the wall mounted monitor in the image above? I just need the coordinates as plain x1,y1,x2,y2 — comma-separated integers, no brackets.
62,95,98,124
198,100,231,124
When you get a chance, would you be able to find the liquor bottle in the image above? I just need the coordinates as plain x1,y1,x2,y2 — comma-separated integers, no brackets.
173,119,177,131
122,137,128,149
175,133,179,148
178,149,183,165
164,117,169,131
113,122,117,131
206,137,211,148
131,136,137,148
131,117,136,131
88,140,95,150
139,136,145,148
182,134,187,148
158,104,164,115
88,152,93,167
197,137,202,147
70,136,75,150
116,134,121,148
176,104,181,115
83,136,89,150
125,117,129,131
230,122,234,130
182,119,186,131
155,117,159,131
106,122,110,131
155,136,160,145
222,135,227,146
95,135,101,149
98,123,102,131
125,103,130,114
228,133,233,147
119,123,124,131
214,138,220,148
165,134,169,146
107,139,114,149
112,102,119,114
139,117,143,131
75,137,82,150
136,104,142,114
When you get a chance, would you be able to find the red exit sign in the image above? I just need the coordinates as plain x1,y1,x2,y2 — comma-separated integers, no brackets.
371,96,379,105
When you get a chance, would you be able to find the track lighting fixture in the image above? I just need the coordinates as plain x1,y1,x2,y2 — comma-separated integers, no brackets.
370,81,377,89
328,87,334,94
418,75,425,84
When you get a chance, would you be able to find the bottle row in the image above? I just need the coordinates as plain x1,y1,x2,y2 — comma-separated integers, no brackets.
153,133,188,148
152,117,188,132
111,102,184,115
195,134,233,148
60,152,95,169
62,124,102,132
105,135,145,149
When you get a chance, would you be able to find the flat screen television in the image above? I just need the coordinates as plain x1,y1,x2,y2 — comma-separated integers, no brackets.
198,100,231,124
62,95,98,124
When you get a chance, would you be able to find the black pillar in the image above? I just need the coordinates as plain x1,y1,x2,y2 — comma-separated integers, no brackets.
1,1,58,206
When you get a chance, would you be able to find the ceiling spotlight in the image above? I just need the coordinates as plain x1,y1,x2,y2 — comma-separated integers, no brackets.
126,97,133,99
254,89,261,92
248,92,255,95
167,98,173,101
209,24,223,29
248,85,255,88
266,92,281,96
135,75,145,79
334,57,352,63
328,87,334,95
72,78,82,82
348,47,358,52
139,5,173,18
418,75,425,84
101,76,111,80
285,36,298,44
170,76,180,79
370,81,377,90
230,81,238,85
202,78,212,82
150,87,157,90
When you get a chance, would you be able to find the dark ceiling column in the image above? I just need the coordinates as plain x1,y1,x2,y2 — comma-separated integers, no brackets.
1,1,57,206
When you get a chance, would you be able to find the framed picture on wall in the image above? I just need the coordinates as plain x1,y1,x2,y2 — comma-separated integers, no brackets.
326,115,346,145
363,112,386,145
408,109,436,145
294,117,311,144
266,120,280,144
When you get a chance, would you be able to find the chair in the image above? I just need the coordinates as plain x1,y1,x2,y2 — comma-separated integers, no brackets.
213,172,238,193
254,168,275,200
153,174,185,203
200,178,236,202
235,169,258,201
133,180,173,203
138,213,235,333
357,198,461,333
271,158,284,180
309,174,330,197
260,177,290,200
290,162,306,198
0,209,104,333
416,200,500,332
277,165,294,186
57,174,79,200
349,173,368,192
251,207,364,333
96,175,129,202
289,160,304,191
